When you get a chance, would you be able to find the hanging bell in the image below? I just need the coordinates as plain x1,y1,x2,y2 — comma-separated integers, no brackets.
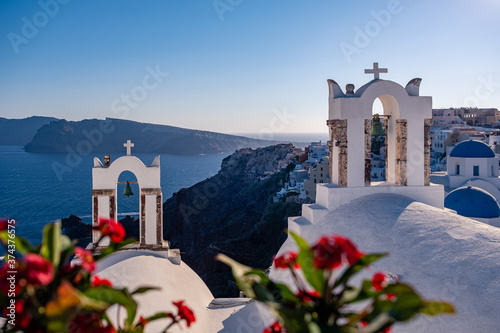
123,181,134,198
371,114,386,138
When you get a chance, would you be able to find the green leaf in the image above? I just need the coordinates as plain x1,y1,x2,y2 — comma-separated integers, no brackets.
0,231,33,255
357,312,394,333
384,283,424,321
131,286,160,296
279,308,316,333
84,286,137,329
46,281,109,332
289,231,326,293
253,283,273,302
141,312,170,324
420,301,455,316
272,282,301,305
338,285,362,305
94,238,136,261
334,253,387,288
216,254,261,299
40,221,63,267
289,231,310,252
59,234,72,252
343,279,381,305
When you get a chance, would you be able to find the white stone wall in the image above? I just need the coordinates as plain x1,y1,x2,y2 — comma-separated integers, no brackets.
92,155,163,246
328,79,431,187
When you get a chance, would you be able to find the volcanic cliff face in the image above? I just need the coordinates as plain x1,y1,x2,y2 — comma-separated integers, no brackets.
163,144,302,297
0,116,58,145
24,118,279,154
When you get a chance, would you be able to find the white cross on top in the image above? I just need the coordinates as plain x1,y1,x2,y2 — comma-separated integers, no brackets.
124,140,134,156
364,62,388,80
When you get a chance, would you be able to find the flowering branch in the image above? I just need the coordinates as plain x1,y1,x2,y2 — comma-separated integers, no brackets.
0,218,196,333
218,231,455,333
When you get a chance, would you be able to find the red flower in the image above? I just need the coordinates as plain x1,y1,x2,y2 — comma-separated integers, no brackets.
311,235,363,270
91,275,112,287
385,293,396,301
273,252,299,269
296,289,320,303
138,316,149,326
75,247,96,273
98,217,125,242
335,236,364,265
23,253,54,286
69,313,116,333
0,218,8,231
372,272,387,291
311,236,342,269
263,321,285,333
172,300,196,327
15,303,31,330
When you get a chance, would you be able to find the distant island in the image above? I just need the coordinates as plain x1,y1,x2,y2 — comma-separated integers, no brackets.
21,117,283,155
0,116,58,145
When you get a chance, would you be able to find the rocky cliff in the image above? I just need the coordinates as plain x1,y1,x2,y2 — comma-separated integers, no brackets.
0,116,58,145
24,118,279,154
163,144,302,297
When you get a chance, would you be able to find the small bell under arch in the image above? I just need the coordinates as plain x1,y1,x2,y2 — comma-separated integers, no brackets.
371,113,386,138
123,181,134,198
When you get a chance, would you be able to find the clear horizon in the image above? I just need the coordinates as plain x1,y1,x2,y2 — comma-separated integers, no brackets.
1,1,499,133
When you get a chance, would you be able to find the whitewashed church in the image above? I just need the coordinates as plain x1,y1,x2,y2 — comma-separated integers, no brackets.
91,65,500,333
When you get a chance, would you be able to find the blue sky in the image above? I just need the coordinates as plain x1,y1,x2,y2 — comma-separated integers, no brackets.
1,0,499,134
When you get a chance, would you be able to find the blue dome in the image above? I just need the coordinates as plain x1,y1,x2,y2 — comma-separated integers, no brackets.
449,140,495,158
445,186,500,218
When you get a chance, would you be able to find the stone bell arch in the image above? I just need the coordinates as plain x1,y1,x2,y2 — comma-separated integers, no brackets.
326,63,433,188
91,140,164,248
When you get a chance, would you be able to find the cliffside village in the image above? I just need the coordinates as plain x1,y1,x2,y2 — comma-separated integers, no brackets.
269,107,500,212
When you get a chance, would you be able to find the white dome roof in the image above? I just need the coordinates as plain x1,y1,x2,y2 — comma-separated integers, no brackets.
96,250,216,333
271,194,500,333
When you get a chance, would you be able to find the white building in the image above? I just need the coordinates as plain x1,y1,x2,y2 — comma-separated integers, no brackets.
303,157,329,200
432,129,454,154
446,140,500,189
307,141,329,160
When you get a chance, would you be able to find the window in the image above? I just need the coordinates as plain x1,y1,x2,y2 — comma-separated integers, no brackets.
314,179,317,184
456,164,460,175
473,165,479,177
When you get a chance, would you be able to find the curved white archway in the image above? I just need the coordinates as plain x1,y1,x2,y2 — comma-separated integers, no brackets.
92,152,163,248
327,77,432,187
